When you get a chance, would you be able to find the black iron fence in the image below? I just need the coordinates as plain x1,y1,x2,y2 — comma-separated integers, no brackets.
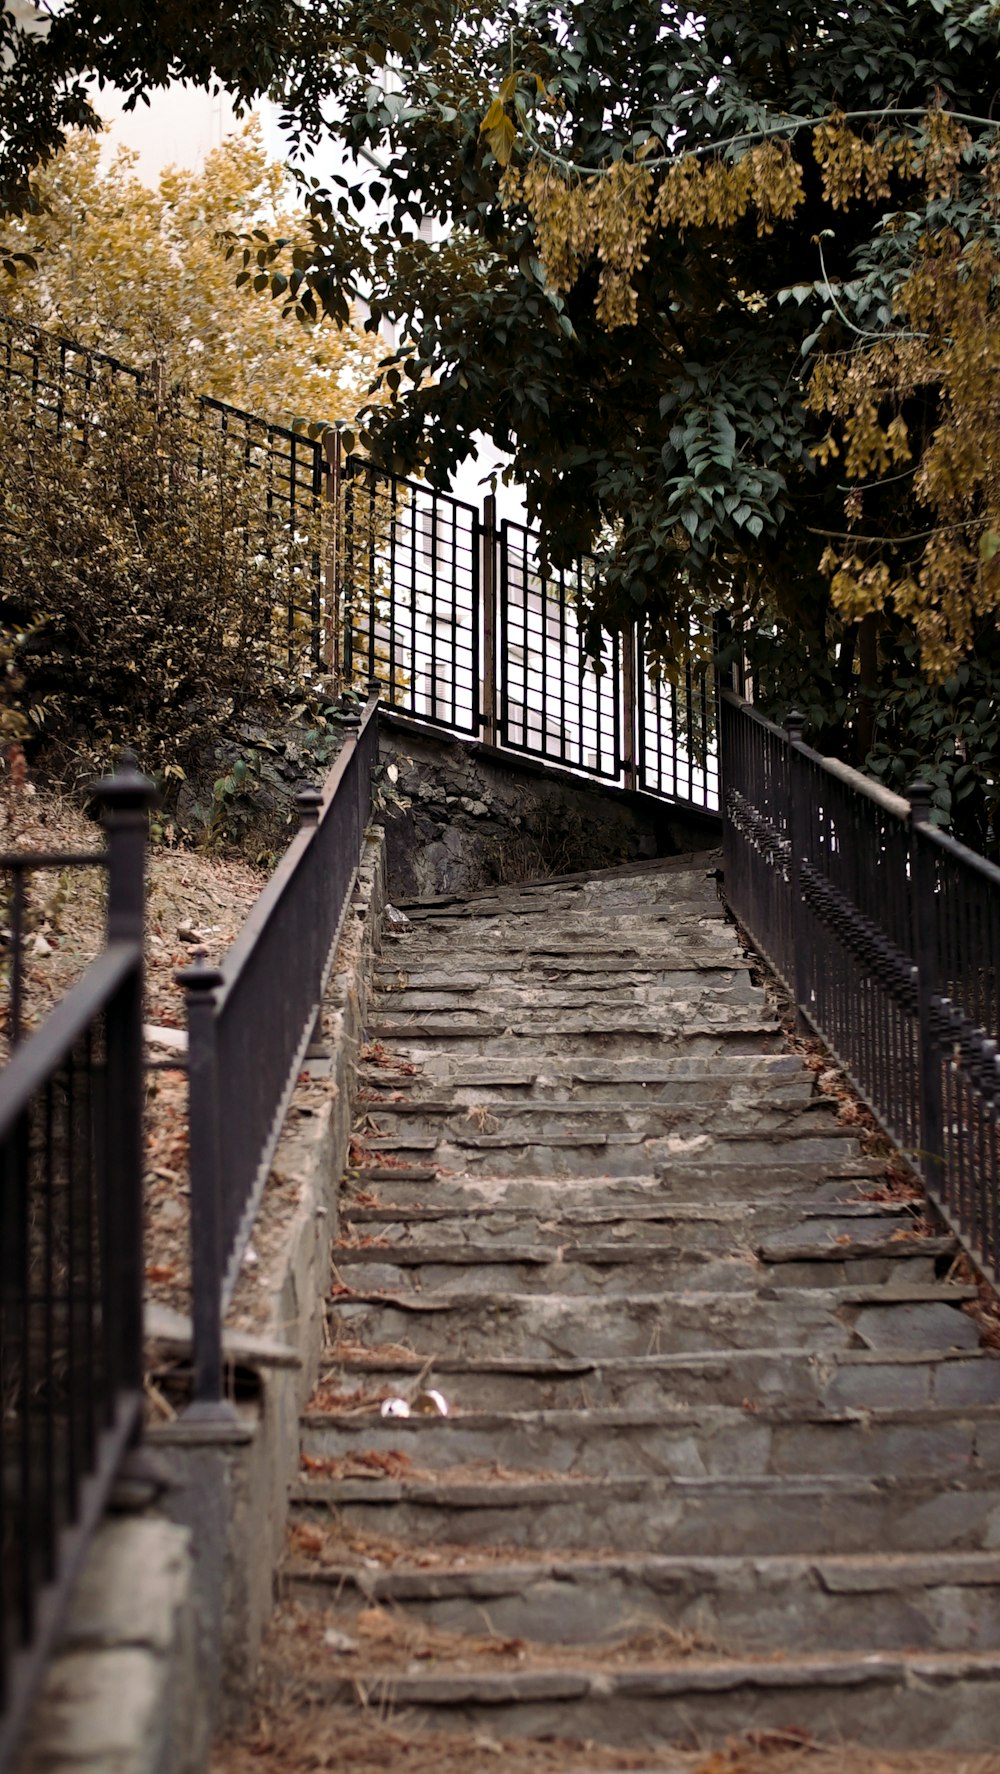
498,519,621,780
0,694,379,1753
721,690,1000,1284
338,459,720,815
0,314,326,672
2,314,721,817
0,760,155,1768
179,695,379,1413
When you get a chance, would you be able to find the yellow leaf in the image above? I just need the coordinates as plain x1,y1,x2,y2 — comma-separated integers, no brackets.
484,114,517,168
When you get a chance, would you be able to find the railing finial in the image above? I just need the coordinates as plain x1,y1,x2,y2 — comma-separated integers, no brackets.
785,709,806,744
907,780,934,824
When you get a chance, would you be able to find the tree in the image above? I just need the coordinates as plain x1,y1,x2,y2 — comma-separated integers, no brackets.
239,0,1000,843
1,120,381,425
0,1,450,220
0,346,318,800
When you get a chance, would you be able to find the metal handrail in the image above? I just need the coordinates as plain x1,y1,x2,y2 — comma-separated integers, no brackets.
720,690,911,817
0,762,155,1771
179,696,380,1416
0,942,138,1139
721,690,1000,1285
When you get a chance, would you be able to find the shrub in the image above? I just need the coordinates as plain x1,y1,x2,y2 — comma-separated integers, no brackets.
0,339,322,807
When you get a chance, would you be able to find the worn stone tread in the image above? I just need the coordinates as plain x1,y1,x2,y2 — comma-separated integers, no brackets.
288,1646,1000,1749
300,1648,1000,1697
332,1235,951,1268
286,1547,1000,1600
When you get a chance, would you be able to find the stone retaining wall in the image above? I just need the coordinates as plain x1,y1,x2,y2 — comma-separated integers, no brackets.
377,714,721,900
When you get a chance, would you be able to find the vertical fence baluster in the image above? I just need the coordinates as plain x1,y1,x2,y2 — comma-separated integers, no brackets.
176,955,237,1421
323,427,342,675
784,711,811,1029
909,783,946,1203
10,869,25,1049
621,624,638,791
95,754,157,1400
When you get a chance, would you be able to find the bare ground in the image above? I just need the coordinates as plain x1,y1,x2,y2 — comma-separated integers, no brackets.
1,775,263,1336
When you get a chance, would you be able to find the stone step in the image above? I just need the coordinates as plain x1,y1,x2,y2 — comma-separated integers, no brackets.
370,1007,769,1036
374,958,755,985
343,1198,925,1254
345,1160,888,1209
354,1098,847,1144
404,868,721,901
366,1026,784,1060
330,1235,950,1293
289,1466,1000,1556
387,913,735,944
354,1126,861,1178
283,1546,1000,1656
374,984,765,1015
368,1008,777,1036
399,899,720,923
301,1398,1000,1482
403,895,724,925
391,869,721,898
318,1345,1000,1415
377,943,749,970
358,1073,815,1108
250,1629,1000,1750
394,854,718,894
356,1052,807,1092
328,1281,981,1362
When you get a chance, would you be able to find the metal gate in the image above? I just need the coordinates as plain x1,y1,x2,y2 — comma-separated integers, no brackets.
637,635,720,809
340,458,480,735
498,520,621,780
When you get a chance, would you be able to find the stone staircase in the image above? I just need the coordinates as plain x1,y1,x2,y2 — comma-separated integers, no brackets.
279,852,1000,1760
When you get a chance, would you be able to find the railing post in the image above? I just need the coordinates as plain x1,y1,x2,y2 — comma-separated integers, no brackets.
621,623,639,792
98,748,155,949
785,710,810,1031
339,690,361,730
908,781,946,1196
93,750,157,1396
323,425,342,678
296,785,322,830
481,494,498,747
176,952,238,1422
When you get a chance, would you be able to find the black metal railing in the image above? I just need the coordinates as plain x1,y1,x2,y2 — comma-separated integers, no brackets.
190,393,325,670
0,760,155,1768
178,695,379,1415
721,690,1000,1283
637,637,720,808
0,314,144,444
2,312,721,817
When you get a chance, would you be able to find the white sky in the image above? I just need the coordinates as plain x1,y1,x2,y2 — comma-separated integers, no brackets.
90,83,527,524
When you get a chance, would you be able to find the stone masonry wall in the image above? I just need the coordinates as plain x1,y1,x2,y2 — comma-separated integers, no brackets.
378,714,721,901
